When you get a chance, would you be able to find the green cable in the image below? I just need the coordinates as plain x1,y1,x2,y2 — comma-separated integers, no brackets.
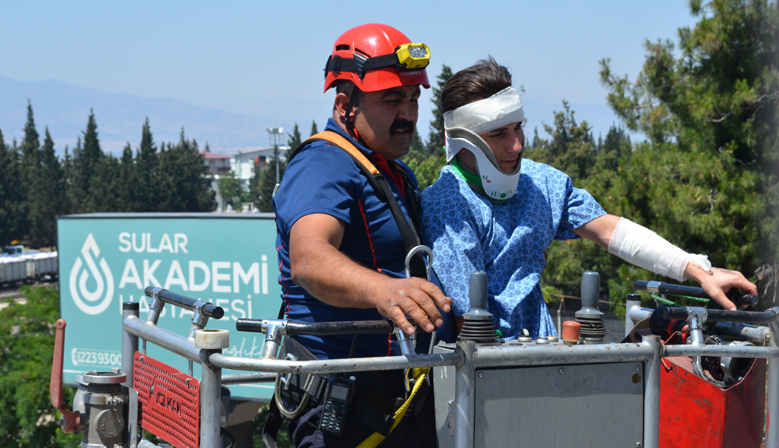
650,294,710,307
651,294,680,307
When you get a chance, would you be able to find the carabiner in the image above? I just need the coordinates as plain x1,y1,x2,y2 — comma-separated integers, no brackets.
404,245,433,281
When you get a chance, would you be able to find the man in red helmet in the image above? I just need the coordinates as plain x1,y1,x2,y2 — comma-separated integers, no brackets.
269,24,452,447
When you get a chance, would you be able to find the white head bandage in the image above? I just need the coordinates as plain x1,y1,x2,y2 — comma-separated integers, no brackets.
443,87,525,201
443,86,525,135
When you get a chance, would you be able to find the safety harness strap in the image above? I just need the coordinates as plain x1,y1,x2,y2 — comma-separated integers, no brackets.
261,399,283,448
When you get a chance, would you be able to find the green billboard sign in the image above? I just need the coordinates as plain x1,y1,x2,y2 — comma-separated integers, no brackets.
58,213,281,400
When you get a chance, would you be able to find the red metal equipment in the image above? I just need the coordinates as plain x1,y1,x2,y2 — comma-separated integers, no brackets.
50,319,81,433
133,352,201,448
660,356,766,448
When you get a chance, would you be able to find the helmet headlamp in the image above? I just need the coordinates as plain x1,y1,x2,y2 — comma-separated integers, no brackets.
324,43,431,80
396,43,430,69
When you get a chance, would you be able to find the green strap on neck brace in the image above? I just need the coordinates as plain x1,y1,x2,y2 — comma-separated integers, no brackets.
451,156,512,203
451,156,482,185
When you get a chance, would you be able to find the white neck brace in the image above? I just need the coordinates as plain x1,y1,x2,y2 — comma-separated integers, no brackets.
443,87,525,201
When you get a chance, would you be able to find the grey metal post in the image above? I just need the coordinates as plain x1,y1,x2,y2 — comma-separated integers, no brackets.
454,340,475,448
766,315,779,448
643,335,661,448
201,350,223,448
122,302,140,448
625,294,642,338
122,302,140,389
263,324,283,360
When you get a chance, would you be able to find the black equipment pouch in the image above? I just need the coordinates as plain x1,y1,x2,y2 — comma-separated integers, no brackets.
263,336,400,442
263,337,328,446
278,337,329,405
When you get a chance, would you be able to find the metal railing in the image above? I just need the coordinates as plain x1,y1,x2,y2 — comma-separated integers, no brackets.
121,285,779,448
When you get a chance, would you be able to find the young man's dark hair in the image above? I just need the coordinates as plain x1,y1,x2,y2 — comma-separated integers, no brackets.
441,56,512,113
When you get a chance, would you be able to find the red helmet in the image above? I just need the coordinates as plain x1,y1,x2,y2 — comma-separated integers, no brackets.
323,24,431,93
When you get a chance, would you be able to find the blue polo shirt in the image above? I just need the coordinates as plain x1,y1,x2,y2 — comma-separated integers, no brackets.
274,118,451,360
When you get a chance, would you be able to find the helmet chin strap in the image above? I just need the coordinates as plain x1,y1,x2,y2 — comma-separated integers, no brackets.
344,89,361,138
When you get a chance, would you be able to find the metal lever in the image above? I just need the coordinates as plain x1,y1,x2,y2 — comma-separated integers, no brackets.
635,280,760,307
394,326,417,358
50,319,81,433
683,309,729,388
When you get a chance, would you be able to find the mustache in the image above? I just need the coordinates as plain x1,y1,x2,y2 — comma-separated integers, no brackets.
389,119,415,136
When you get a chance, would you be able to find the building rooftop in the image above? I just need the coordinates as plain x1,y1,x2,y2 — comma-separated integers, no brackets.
200,151,231,159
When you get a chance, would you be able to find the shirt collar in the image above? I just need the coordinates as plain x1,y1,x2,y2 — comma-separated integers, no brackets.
324,118,406,196
324,118,377,156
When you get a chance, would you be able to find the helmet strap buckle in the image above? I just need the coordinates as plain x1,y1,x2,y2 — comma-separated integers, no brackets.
330,55,342,74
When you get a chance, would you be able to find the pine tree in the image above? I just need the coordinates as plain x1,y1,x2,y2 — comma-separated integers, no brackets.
524,102,598,184
310,120,318,137
248,160,262,207
426,65,453,156
94,154,122,213
36,128,65,246
600,0,777,259
531,126,541,150
20,102,41,245
81,110,109,212
119,142,135,211
157,130,215,212
584,0,779,308
288,123,302,149
410,130,425,154
135,118,158,211
0,128,24,245
66,138,87,214
256,157,286,212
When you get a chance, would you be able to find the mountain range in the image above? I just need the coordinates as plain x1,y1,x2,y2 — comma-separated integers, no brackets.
0,75,277,155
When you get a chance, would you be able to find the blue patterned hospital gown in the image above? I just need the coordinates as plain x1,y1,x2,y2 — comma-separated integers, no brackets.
421,160,606,339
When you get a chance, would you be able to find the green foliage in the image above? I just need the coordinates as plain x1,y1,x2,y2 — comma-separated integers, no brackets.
599,0,779,269
288,123,302,149
426,65,453,157
157,132,216,212
0,128,24,246
524,102,597,184
253,403,293,448
255,157,287,212
398,65,453,191
0,286,81,447
528,0,778,311
38,128,66,246
310,120,318,137
405,151,446,191
0,107,217,246
134,118,159,211
540,285,562,304
20,102,40,245
218,171,245,209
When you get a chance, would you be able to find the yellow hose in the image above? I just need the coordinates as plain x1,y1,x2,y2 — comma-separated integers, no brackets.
356,367,430,448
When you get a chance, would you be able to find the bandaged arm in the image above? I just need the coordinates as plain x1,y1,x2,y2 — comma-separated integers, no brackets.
607,217,712,282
